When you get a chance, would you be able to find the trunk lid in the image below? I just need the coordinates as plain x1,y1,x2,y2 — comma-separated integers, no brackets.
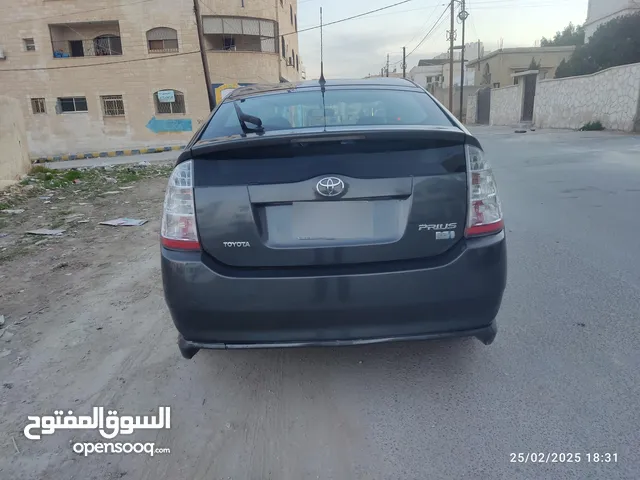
191,127,468,268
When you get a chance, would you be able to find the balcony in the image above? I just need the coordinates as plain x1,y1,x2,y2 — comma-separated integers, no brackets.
202,16,277,53
49,21,122,58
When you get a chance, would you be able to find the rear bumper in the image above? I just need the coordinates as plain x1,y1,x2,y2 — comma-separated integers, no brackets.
162,231,507,349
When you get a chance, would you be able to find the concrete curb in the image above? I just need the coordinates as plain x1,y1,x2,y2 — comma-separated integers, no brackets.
32,144,187,163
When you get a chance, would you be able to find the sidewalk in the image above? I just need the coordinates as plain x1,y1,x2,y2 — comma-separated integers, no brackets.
43,149,179,169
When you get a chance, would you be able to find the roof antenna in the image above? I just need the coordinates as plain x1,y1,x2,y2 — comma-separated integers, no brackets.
319,7,326,86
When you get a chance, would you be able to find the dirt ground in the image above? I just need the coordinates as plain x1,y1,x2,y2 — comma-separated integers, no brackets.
0,164,179,479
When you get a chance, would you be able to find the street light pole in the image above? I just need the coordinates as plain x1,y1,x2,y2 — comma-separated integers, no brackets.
459,1,469,121
448,0,455,111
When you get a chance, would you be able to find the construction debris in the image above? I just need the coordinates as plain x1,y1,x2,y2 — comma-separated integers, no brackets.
99,218,147,227
26,229,66,236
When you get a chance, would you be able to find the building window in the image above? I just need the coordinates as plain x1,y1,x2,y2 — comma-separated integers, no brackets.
281,37,285,57
147,27,179,53
94,35,122,55
154,90,186,115
203,16,277,53
31,98,46,114
295,15,297,31
290,5,293,24
101,95,125,116
291,49,295,67
493,82,500,88
223,36,236,50
280,0,283,6
296,54,299,71
24,38,36,51
57,97,88,113
50,21,122,58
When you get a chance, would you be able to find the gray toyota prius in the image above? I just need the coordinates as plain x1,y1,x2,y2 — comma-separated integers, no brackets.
160,78,507,359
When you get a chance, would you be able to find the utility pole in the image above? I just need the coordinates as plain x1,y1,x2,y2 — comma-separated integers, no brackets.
448,0,455,112
193,0,215,110
459,1,469,121
386,54,390,77
402,46,406,78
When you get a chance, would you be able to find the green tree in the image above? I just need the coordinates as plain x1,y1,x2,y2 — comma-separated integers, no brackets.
554,12,640,78
541,22,585,47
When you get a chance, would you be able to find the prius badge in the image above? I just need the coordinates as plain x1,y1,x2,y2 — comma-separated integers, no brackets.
316,177,345,197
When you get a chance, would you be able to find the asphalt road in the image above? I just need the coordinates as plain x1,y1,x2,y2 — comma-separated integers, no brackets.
2,127,639,479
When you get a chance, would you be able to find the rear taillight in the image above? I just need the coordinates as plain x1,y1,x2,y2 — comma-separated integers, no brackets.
161,160,200,251
465,145,504,237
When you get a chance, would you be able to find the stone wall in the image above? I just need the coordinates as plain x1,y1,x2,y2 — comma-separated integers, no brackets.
0,96,31,190
432,86,481,121
466,94,477,125
490,84,523,126
534,62,640,132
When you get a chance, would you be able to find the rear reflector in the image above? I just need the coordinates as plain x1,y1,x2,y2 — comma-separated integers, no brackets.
161,160,201,251
465,145,504,237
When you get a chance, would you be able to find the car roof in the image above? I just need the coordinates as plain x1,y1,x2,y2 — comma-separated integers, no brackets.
224,78,423,101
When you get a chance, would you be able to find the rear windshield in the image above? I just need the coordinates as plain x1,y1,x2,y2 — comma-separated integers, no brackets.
200,88,454,140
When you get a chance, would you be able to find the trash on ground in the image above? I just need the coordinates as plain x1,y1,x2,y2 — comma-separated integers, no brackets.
26,229,65,236
1,209,25,214
99,218,148,227
102,191,121,195
119,186,134,190
39,196,52,200
105,177,117,184
77,220,90,224
138,161,151,166
44,201,51,204
73,179,82,184
0,233,7,238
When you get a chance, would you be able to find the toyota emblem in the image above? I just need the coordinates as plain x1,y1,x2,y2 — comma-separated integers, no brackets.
316,177,345,197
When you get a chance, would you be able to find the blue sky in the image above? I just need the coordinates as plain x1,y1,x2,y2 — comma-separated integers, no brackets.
297,0,589,79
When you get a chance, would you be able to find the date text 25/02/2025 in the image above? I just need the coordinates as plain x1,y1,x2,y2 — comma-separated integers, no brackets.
510,453,618,463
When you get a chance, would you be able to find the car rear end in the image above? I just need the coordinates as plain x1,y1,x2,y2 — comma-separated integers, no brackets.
160,81,506,358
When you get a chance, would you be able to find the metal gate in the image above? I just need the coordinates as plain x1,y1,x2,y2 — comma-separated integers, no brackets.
521,74,537,122
477,87,491,124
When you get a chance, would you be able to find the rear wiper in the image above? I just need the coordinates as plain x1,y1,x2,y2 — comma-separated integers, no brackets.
233,101,264,134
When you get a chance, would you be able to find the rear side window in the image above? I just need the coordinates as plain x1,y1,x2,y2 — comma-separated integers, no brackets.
200,88,454,140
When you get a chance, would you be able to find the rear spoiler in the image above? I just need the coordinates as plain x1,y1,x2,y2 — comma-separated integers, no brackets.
179,126,480,163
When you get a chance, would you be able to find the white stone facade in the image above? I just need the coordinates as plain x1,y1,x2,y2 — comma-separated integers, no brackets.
534,63,640,132
466,94,477,125
489,84,523,126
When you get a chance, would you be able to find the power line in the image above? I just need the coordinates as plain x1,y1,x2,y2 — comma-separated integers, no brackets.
405,4,450,58
285,0,418,37
0,0,155,26
405,4,443,48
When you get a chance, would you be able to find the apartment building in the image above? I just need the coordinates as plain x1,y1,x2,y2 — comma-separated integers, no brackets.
0,0,303,157
585,0,640,39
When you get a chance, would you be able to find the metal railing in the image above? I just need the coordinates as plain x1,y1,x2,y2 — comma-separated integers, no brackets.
51,37,122,58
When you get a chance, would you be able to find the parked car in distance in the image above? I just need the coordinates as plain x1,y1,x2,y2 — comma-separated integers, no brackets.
160,78,507,359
